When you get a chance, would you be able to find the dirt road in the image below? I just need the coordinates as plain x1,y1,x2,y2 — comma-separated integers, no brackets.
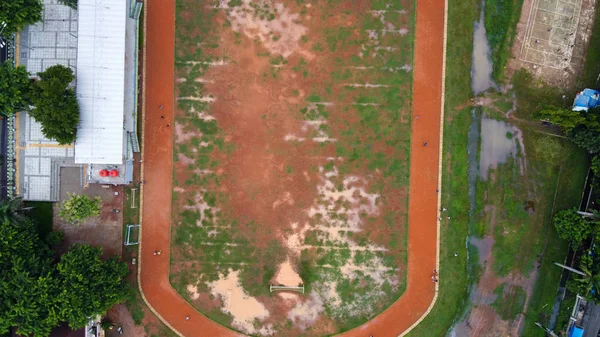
139,0,446,335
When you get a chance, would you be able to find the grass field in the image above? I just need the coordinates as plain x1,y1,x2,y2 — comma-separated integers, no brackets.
170,1,415,335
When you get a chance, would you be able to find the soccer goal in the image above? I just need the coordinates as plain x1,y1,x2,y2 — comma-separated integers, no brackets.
269,285,305,294
125,224,140,246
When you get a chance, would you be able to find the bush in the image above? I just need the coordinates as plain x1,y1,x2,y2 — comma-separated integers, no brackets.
59,193,102,226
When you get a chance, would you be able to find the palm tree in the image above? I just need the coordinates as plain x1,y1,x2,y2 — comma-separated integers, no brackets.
0,197,27,225
565,254,600,302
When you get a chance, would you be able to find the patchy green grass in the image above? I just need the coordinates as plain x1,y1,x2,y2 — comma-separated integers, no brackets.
521,142,588,336
492,284,526,320
484,0,524,82
512,69,567,120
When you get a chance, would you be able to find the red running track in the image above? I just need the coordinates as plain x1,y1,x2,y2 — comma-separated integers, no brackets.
138,0,446,335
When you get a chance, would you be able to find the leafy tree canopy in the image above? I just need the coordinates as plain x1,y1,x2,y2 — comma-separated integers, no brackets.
59,193,102,226
0,63,32,116
0,219,129,336
566,245,600,302
0,0,43,35
536,107,587,133
570,127,600,154
56,244,128,329
553,208,595,248
29,65,79,145
0,220,58,336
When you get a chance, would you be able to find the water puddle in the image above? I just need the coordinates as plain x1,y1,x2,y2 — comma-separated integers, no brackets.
471,3,496,94
479,117,521,180
470,235,494,266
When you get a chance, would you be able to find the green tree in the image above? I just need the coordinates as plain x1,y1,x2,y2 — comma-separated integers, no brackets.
0,219,59,337
29,65,79,145
0,197,27,225
536,107,587,133
570,127,600,154
565,253,600,302
59,193,102,225
553,208,595,248
0,63,32,116
0,0,44,35
0,219,129,335
55,244,128,329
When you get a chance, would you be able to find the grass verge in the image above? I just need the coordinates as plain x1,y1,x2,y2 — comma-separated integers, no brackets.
484,0,524,82
521,142,588,336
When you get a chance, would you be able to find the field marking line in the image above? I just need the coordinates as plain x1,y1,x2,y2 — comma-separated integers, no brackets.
398,0,447,332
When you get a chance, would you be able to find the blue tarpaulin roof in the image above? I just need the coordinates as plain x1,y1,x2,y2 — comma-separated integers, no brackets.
570,326,584,337
573,88,600,111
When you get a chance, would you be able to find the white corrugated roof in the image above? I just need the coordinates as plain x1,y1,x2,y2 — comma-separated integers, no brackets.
74,0,126,164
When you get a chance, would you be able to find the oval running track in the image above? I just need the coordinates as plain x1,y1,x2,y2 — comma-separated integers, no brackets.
137,0,448,336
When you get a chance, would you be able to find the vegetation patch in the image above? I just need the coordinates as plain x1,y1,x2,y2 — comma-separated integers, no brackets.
484,0,524,82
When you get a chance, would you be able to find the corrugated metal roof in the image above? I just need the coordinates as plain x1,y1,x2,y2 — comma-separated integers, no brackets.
74,0,126,165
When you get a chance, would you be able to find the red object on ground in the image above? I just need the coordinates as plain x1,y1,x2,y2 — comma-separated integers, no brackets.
99,169,109,177
139,0,444,335
109,170,119,177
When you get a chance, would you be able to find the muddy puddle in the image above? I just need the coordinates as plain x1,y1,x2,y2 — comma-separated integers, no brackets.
470,235,494,266
471,3,496,94
479,117,522,180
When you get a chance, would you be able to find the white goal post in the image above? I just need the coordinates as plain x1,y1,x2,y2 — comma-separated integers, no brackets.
269,285,305,294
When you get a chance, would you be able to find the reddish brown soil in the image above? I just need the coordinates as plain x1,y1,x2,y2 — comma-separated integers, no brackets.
140,0,445,336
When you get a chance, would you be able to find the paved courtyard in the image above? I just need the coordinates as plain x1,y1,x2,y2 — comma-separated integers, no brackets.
18,0,78,76
15,0,81,202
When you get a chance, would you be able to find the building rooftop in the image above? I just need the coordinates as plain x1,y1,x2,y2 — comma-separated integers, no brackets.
74,0,127,165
